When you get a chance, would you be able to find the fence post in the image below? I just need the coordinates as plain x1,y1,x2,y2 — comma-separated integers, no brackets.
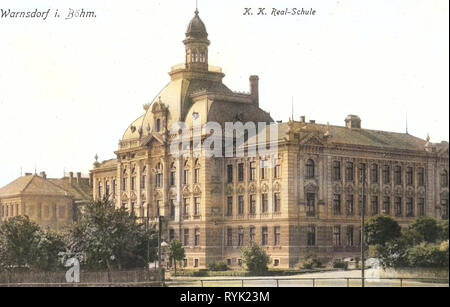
241,280,244,287
312,279,315,287
201,280,204,287
400,278,403,288
347,278,350,288
276,279,279,287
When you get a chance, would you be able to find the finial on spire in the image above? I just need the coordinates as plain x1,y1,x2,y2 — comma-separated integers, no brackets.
195,0,199,15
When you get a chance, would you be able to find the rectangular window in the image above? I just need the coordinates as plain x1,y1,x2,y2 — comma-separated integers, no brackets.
371,196,379,216
274,164,281,179
383,165,391,184
333,194,341,215
170,171,176,187
170,199,175,218
359,195,367,216
131,177,136,191
183,170,189,185
122,177,127,191
441,198,449,219
249,195,256,214
227,165,233,183
169,229,175,242
406,197,414,217
194,168,200,184
194,228,200,246
346,162,354,182
183,198,189,216
261,194,268,213
418,198,425,217
307,193,315,217
347,226,354,247
112,179,116,195
194,197,200,216
155,173,162,188
394,166,402,185
274,226,281,246
274,193,281,213
156,200,161,217
141,175,146,190
383,196,391,215
227,228,233,246
371,164,379,183
346,195,354,216
249,227,256,242
333,226,341,246
395,197,402,217
333,161,341,181
238,163,245,182
406,167,414,186
307,225,316,246
238,227,244,246
194,259,199,268
260,161,267,180
183,229,189,246
262,227,268,246
418,168,425,186
238,196,244,215
249,162,256,181
226,196,233,216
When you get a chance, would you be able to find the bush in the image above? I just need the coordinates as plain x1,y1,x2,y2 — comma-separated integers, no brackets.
407,243,449,268
207,261,228,271
297,254,322,270
332,259,348,270
241,243,270,275
192,269,208,277
407,217,441,244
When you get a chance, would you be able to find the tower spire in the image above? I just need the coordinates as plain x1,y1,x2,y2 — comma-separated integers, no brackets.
406,111,409,134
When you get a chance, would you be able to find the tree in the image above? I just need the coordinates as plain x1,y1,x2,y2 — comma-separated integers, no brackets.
34,230,66,271
0,216,41,270
241,242,270,275
365,216,402,246
439,220,449,241
168,240,185,274
0,216,65,272
406,217,441,244
67,199,158,274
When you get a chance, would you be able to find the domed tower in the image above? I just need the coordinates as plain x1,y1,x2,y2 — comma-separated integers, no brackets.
184,9,210,71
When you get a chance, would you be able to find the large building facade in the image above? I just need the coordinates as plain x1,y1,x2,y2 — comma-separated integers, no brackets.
91,10,449,269
0,172,92,229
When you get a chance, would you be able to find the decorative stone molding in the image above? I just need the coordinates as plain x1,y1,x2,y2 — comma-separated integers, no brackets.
237,185,245,194
226,185,233,195
383,185,392,196
304,182,318,194
261,183,269,193
370,184,380,195
273,182,281,192
193,185,202,195
394,186,403,196
333,183,342,194
249,184,256,194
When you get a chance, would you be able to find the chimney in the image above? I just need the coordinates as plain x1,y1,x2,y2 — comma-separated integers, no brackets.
309,120,316,124
39,171,47,179
249,75,259,107
25,172,32,176
76,172,82,184
69,172,74,183
300,116,306,123
345,115,361,129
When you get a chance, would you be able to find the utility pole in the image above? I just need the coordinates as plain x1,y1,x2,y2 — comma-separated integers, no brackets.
361,163,366,288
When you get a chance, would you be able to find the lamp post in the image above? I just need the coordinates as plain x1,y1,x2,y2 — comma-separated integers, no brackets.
361,163,366,288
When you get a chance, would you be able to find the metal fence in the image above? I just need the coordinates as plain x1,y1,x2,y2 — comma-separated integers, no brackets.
168,277,449,288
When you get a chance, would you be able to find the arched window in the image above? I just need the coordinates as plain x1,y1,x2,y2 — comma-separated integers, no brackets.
306,159,315,179
156,118,161,132
442,170,449,188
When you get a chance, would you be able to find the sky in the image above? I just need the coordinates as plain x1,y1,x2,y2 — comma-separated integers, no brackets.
0,0,448,187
